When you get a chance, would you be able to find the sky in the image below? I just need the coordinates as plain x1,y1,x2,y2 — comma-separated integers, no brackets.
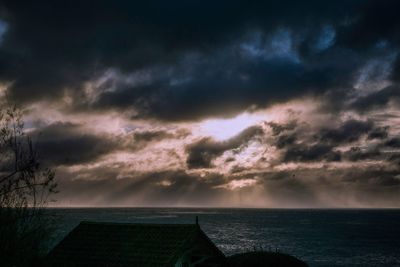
0,0,399,207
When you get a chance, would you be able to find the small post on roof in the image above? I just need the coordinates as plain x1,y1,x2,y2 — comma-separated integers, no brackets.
195,216,199,226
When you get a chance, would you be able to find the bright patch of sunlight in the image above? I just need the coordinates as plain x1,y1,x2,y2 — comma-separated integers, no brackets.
199,112,266,141
220,179,257,190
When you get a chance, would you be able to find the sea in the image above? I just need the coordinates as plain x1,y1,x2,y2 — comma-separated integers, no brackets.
47,208,400,267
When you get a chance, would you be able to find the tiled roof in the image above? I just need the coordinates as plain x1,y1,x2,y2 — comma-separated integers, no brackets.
45,221,222,267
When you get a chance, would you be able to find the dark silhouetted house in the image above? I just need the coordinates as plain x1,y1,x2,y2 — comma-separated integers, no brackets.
45,221,226,267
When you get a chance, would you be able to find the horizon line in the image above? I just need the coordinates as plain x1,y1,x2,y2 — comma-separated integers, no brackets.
43,206,400,210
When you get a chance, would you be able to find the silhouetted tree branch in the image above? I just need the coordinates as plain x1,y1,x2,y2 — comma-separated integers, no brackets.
0,103,57,267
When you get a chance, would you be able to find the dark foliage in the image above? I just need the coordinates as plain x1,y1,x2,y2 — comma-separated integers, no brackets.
0,104,57,266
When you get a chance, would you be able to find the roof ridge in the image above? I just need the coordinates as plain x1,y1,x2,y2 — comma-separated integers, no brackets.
45,220,226,266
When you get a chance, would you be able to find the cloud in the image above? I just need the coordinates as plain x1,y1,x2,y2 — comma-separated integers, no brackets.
186,126,263,168
392,54,400,82
342,146,381,161
83,43,363,121
31,122,117,166
384,137,400,148
275,133,297,149
0,19,7,45
336,0,400,52
132,128,190,143
0,0,397,121
350,85,400,112
283,143,341,162
367,126,389,140
1,1,400,207
269,118,391,163
318,119,374,144
133,130,175,143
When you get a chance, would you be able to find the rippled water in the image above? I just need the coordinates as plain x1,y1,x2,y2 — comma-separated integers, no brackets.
46,208,400,267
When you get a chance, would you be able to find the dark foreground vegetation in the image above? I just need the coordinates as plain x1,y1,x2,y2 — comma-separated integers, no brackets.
227,251,309,267
0,104,57,267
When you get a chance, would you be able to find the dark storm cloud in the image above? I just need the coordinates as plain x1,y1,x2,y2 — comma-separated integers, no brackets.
270,119,391,163
2,0,400,121
367,126,389,140
186,126,263,168
384,137,400,148
126,128,190,152
342,146,381,161
392,55,400,82
388,153,400,166
133,130,175,143
283,143,341,162
350,85,400,112
31,122,117,166
32,123,185,167
336,0,400,52
90,43,362,121
276,133,297,149
318,119,374,144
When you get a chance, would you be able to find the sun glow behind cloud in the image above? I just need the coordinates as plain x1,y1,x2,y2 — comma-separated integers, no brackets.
219,178,258,190
198,112,267,141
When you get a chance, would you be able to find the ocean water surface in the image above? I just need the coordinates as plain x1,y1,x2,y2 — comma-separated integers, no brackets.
47,208,400,267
